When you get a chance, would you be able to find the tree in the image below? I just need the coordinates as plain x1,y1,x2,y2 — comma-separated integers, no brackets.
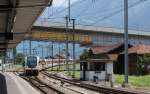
13,48,17,58
137,54,150,75
15,53,25,64
80,49,90,60
0,52,4,59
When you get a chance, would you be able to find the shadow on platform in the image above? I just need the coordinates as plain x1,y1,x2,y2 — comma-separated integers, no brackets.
0,73,8,94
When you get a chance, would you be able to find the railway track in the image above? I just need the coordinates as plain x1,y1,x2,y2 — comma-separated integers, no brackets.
41,72,149,94
20,76,64,94
15,71,84,94
40,63,74,71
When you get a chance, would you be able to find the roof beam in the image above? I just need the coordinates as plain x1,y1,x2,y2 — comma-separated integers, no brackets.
0,5,12,12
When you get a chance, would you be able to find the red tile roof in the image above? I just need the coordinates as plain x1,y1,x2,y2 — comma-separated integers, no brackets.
128,44,150,54
90,43,124,54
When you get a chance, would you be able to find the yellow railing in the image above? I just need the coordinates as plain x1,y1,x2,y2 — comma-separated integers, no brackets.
32,31,92,44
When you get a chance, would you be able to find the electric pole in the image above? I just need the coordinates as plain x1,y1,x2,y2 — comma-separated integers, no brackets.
68,0,71,21
51,42,54,70
2,52,5,72
124,0,129,86
23,41,24,56
58,43,61,70
40,45,44,59
29,40,32,56
72,19,76,77
65,16,69,72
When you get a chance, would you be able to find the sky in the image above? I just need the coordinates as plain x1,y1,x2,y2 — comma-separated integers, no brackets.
39,0,150,31
16,41,86,59
52,0,78,7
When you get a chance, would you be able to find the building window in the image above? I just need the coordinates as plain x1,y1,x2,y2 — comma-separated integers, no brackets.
90,62,105,71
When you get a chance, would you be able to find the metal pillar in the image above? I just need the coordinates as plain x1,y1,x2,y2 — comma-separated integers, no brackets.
46,46,49,58
1,52,4,72
2,51,6,72
29,40,32,55
58,43,61,70
68,0,71,21
23,40,25,56
51,42,54,70
65,16,69,72
42,46,44,59
72,19,76,77
124,0,129,84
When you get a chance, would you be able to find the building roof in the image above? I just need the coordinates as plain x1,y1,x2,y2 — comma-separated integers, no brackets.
80,59,113,63
128,44,150,54
90,43,131,54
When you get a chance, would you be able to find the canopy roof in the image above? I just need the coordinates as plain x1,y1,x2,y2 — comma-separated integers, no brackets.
0,0,51,51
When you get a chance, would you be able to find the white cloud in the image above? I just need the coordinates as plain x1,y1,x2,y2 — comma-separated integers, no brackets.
52,0,78,7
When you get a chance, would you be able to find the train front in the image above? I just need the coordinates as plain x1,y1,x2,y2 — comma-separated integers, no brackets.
25,56,40,76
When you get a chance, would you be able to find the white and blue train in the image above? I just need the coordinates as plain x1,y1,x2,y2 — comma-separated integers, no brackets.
24,55,40,76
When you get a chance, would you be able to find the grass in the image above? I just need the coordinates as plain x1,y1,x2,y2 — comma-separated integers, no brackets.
64,71,80,78
115,75,150,89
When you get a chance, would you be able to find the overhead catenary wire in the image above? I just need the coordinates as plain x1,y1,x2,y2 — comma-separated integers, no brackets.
46,0,86,18
79,0,147,26
76,1,124,19
40,0,147,30
74,0,95,18
44,0,145,27
47,0,68,17
38,0,149,32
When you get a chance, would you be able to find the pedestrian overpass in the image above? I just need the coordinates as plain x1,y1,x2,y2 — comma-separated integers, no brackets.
23,20,150,47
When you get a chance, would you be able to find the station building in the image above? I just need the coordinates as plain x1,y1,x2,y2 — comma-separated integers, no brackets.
80,43,150,82
80,43,130,82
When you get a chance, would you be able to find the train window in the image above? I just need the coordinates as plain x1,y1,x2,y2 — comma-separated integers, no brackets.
27,56,37,68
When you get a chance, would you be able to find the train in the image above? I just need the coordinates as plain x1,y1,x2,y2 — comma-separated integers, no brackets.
24,55,40,76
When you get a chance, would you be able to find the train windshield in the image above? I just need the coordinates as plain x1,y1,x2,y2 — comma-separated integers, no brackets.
27,56,37,68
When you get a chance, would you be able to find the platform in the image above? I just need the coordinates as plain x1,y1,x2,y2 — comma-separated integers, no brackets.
0,72,40,94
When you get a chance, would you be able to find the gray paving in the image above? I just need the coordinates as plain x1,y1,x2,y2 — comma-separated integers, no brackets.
0,72,40,94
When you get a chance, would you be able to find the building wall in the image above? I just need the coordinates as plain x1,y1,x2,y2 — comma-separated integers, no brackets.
106,63,114,74
114,54,140,75
80,62,114,81
80,71,106,80
128,54,138,75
